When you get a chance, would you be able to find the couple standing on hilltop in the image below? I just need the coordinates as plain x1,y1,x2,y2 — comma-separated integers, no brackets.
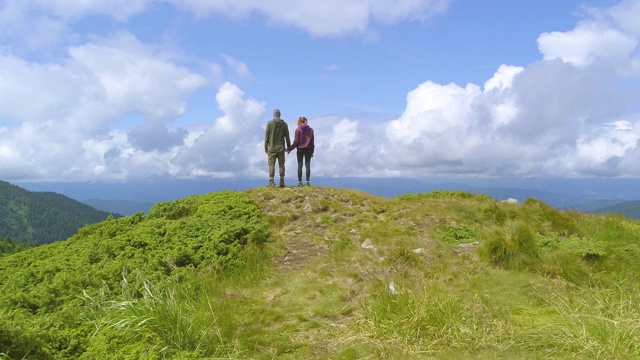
264,109,315,188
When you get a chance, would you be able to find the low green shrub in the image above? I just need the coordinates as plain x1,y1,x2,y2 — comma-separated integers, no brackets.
0,190,270,359
399,190,493,201
443,225,482,244
539,234,607,262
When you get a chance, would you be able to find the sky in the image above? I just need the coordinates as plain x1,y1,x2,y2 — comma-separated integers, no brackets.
1,0,640,183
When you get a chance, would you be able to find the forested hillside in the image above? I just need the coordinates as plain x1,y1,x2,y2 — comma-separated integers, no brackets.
0,181,116,244
1,187,639,359
0,238,35,257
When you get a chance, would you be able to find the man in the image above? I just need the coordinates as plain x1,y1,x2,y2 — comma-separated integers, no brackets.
264,108,291,187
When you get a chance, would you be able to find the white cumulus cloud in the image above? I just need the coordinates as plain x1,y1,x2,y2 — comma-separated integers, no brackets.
0,32,208,181
168,0,450,37
2,0,640,182
170,82,266,177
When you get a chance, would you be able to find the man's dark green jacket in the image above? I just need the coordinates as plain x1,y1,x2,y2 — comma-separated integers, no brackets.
265,116,291,154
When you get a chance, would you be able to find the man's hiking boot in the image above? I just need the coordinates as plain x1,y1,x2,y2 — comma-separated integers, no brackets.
305,181,310,186
267,180,275,187
279,180,285,188
297,181,303,187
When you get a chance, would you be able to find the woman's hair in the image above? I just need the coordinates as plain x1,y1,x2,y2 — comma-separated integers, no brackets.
297,116,308,127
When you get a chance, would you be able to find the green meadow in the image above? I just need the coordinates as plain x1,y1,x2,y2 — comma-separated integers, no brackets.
1,187,639,359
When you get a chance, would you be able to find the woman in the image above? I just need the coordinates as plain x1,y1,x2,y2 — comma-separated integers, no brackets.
287,116,315,186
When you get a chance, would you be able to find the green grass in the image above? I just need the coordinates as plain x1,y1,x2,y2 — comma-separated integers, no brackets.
2,186,640,359
515,282,640,358
480,220,540,271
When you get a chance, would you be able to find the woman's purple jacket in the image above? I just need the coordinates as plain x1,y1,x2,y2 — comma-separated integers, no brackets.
288,125,314,152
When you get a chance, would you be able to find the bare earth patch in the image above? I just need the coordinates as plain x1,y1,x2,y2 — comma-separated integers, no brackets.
276,235,328,272
251,186,332,272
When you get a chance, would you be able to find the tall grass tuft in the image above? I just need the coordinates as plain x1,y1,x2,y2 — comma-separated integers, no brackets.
519,283,640,359
480,220,540,272
84,274,243,358
541,249,591,284
522,198,581,237
360,281,498,352
104,278,212,354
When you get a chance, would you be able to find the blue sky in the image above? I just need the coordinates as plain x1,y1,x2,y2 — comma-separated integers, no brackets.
1,0,639,182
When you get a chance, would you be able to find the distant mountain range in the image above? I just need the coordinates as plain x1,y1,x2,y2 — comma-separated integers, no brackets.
0,181,116,244
82,198,154,216
16,177,640,215
592,201,640,220
11,177,640,217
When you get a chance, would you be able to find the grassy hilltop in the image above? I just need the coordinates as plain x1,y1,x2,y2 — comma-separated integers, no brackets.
1,186,640,359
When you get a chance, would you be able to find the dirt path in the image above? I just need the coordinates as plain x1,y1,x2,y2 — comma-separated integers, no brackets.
252,186,331,272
